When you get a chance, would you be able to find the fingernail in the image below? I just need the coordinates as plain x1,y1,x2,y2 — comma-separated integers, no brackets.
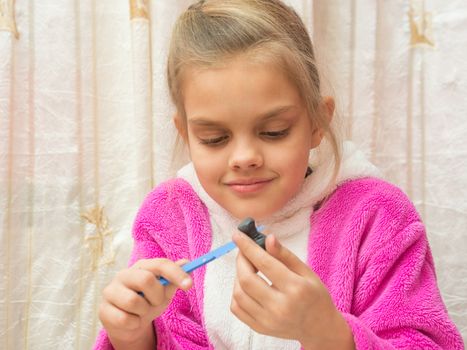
181,278,192,288
272,234,279,248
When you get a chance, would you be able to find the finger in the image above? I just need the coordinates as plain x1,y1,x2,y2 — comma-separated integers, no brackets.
231,278,264,320
103,277,152,317
176,258,190,266
127,267,176,307
233,231,299,290
230,282,268,335
265,234,314,278
98,299,141,331
230,297,259,329
236,250,276,303
230,287,271,337
134,258,193,291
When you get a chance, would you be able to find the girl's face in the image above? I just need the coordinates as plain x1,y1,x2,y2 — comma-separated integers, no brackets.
176,56,323,220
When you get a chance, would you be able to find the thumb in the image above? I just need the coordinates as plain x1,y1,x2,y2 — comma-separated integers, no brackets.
265,234,313,278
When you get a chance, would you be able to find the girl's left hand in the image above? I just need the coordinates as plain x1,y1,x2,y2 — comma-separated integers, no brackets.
231,231,355,350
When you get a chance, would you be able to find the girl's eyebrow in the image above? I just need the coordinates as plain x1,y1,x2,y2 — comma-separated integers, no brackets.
188,118,223,127
259,105,296,120
188,105,297,126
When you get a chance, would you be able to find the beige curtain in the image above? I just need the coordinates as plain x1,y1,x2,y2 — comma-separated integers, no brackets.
0,0,465,348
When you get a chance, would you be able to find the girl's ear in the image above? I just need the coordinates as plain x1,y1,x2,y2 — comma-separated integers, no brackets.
322,96,335,124
173,113,188,142
310,96,335,149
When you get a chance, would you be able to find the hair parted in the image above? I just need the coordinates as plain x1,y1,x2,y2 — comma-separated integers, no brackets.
167,0,341,178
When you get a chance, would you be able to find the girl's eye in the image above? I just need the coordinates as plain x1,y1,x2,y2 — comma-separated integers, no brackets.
260,129,290,139
199,135,229,146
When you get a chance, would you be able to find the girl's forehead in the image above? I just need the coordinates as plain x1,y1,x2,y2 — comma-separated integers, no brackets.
184,58,296,95
181,58,295,100
181,62,307,129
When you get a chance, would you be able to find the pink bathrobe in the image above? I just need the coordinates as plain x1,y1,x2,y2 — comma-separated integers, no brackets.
93,177,464,349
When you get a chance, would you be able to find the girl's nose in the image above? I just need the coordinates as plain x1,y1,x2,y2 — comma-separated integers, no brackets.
228,140,263,170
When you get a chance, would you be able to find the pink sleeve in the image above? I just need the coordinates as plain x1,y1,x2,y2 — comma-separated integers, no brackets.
344,198,464,349
92,329,114,350
93,181,211,349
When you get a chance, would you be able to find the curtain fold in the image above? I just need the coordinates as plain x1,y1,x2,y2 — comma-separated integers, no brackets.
0,0,466,348
0,19,14,350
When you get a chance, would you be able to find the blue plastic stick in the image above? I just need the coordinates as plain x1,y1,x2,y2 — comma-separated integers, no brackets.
158,240,238,286
136,220,264,296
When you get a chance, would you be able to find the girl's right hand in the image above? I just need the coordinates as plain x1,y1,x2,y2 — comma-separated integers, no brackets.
98,258,193,347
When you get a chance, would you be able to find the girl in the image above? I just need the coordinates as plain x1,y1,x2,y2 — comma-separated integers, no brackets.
94,0,464,349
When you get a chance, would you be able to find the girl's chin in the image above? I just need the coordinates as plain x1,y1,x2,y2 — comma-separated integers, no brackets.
230,206,280,222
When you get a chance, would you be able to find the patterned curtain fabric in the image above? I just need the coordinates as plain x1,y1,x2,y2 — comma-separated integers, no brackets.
0,0,465,348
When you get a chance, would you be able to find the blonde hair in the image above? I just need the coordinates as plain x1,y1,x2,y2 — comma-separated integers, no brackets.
167,0,341,178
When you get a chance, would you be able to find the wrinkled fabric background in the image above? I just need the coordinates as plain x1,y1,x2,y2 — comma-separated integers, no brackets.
0,0,465,348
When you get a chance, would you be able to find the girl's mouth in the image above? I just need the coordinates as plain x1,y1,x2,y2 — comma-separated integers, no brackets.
226,178,273,194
